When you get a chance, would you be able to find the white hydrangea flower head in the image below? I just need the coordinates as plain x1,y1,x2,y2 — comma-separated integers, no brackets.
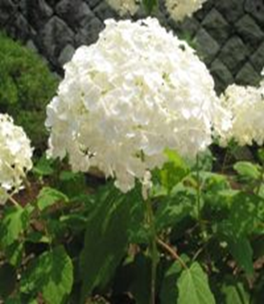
0,114,33,204
46,18,230,193
220,83,264,146
107,0,140,16
165,0,207,21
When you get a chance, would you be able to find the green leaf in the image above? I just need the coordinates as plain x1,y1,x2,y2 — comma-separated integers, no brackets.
218,206,255,275
0,205,29,248
37,187,69,211
80,186,139,302
130,254,151,304
59,214,87,231
222,282,249,304
233,161,261,180
143,0,157,13
177,262,215,304
155,183,195,231
158,150,189,193
192,149,214,172
5,241,24,266
229,192,264,236
257,148,264,164
160,261,182,304
32,155,54,176
0,263,17,299
20,246,73,304
58,170,87,199
227,235,254,275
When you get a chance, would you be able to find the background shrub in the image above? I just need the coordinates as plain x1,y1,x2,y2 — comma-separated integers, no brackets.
0,32,58,153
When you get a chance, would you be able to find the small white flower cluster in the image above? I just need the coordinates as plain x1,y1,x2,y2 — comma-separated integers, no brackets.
46,18,230,193
0,114,33,204
165,0,207,21
220,83,264,146
107,0,139,16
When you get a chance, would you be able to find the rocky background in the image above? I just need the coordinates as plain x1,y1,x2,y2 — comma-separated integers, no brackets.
1,0,264,92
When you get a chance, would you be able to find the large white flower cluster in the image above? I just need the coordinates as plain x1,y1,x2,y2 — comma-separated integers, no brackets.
107,0,139,16
165,0,207,21
0,114,33,204
46,18,229,192
220,83,264,146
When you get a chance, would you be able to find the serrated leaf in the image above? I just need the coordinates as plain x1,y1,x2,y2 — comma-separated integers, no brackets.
0,205,29,248
177,262,215,304
20,246,73,304
80,186,140,302
233,161,261,180
37,187,69,211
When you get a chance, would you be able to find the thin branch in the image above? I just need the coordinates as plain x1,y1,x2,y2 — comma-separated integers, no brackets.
156,237,188,269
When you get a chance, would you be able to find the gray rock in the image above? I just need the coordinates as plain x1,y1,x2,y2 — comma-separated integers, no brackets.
17,0,27,13
76,2,95,27
245,0,264,27
84,0,101,10
235,62,261,86
0,0,15,26
202,8,230,44
195,28,220,65
45,0,57,7
214,0,244,23
26,39,38,53
177,17,201,38
194,0,213,21
26,0,53,30
218,36,248,74
250,42,264,73
58,44,75,66
40,16,74,60
210,58,234,93
12,13,31,41
75,17,103,46
55,0,82,29
235,14,264,50
93,1,118,20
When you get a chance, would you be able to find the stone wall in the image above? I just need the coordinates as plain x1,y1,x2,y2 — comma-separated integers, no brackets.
1,0,264,92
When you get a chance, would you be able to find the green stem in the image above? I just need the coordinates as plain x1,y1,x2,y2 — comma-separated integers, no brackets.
157,238,187,269
196,155,207,241
256,164,264,195
145,197,158,304
196,154,202,223
8,195,20,207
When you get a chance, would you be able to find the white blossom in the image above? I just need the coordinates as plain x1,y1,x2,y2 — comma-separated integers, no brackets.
0,114,33,204
107,0,140,16
220,83,264,146
46,18,229,193
165,0,207,21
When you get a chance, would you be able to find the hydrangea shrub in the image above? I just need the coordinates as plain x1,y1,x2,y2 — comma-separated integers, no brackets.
46,18,230,192
0,114,32,204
